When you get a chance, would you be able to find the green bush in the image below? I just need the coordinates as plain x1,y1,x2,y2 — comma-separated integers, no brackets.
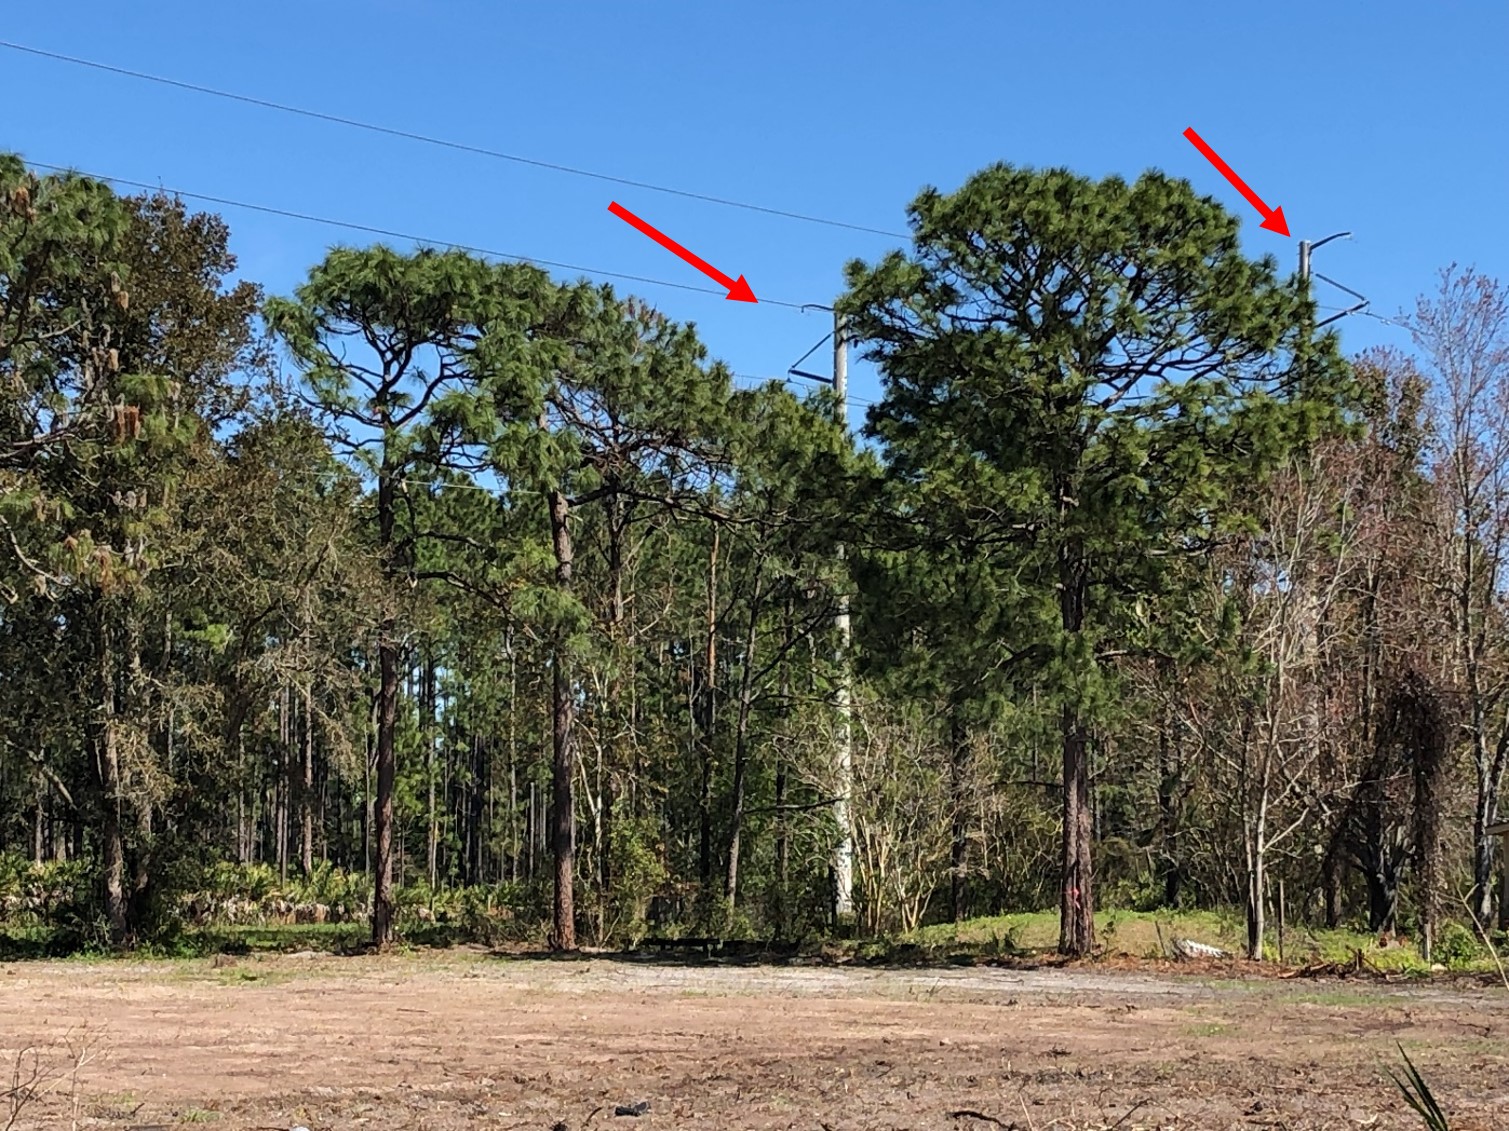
605,811,669,945
205,861,280,902
0,853,95,926
287,862,370,909
1433,920,1483,969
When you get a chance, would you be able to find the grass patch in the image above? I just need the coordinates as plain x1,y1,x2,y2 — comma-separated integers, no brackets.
1183,1020,1233,1037
187,922,366,955
906,907,1245,959
0,924,101,960
1289,988,1398,1007
890,908,1506,978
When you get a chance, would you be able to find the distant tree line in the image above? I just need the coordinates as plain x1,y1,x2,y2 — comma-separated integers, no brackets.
2,152,1505,961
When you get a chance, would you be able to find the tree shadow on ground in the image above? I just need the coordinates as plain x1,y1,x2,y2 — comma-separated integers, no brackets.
482,937,1070,972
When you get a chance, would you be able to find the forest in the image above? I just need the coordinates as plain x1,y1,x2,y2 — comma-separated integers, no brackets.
4,150,1508,965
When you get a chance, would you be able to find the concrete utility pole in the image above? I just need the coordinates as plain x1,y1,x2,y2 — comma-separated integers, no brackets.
1299,231,1353,280
1298,232,1369,327
831,310,855,921
786,305,856,923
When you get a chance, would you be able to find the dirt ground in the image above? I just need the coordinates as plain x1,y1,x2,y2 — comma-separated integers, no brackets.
1,951,1506,1130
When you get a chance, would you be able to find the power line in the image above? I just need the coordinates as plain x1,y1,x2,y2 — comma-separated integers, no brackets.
1,39,909,241
26,160,819,311
25,160,873,401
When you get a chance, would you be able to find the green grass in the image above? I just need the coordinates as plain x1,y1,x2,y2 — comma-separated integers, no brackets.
1183,1019,1234,1037
187,922,366,955
895,908,1504,976
0,914,537,962
0,921,366,961
906,907,1246,958
1288,988,1398,1007
4,904,1504,983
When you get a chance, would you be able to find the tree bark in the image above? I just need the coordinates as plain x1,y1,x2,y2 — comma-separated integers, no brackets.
1471,748,1506,924
33,776,45,866
774,603,793,939
1245,808,1267,960
950,707,969,923
372,464,400,949
1057,537,1095,957
696,529,720,892
1321,833,1344,929
1498,833,1509,933
470,733,488,887
278,685,291,885
300,683,315,877
1156,676,1183,908
425,654,438,892
93,609,128,944
601,489,629,907
547,486,577,951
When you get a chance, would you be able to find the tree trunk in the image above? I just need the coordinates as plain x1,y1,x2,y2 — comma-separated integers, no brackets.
300,683,315,877
278,685,291,886
602,490,629,908
33,776,45,866
950,707,969,923
1057,537,1095,957
774,603,793,940
1366,858,1399,934
93,611,128,944
1246,855,1266,962
547,486,577,951
425,655,438,893
723,560,765,910
697,529,719,893
1498,833,1509,933
471,734,489,887
1471,751,1505,925
372,464,400,949
1156,678,1183,908
1245,811,1267,961
130,802,154,929
1321,833,1344,929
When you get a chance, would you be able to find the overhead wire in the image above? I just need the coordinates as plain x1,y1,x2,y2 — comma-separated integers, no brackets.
8,41,1397,432
25,161,823,311
0,39,910,241
24,160,879,409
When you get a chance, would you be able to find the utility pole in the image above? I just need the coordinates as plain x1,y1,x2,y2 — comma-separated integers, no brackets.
1298,232,1368,327
831,310,855,922
786,305,856,923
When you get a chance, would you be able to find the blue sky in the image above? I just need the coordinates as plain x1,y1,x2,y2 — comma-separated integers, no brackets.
4,1,1506,421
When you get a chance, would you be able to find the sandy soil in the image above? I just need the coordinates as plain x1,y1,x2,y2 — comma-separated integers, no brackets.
1,950,1505,1130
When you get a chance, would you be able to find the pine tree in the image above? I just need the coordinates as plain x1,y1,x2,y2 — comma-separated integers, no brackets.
267,247,563,946
842,164,1350,954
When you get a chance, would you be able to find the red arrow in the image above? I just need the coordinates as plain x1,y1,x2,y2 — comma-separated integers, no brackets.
1182,127,1290,238
608,201,757,302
